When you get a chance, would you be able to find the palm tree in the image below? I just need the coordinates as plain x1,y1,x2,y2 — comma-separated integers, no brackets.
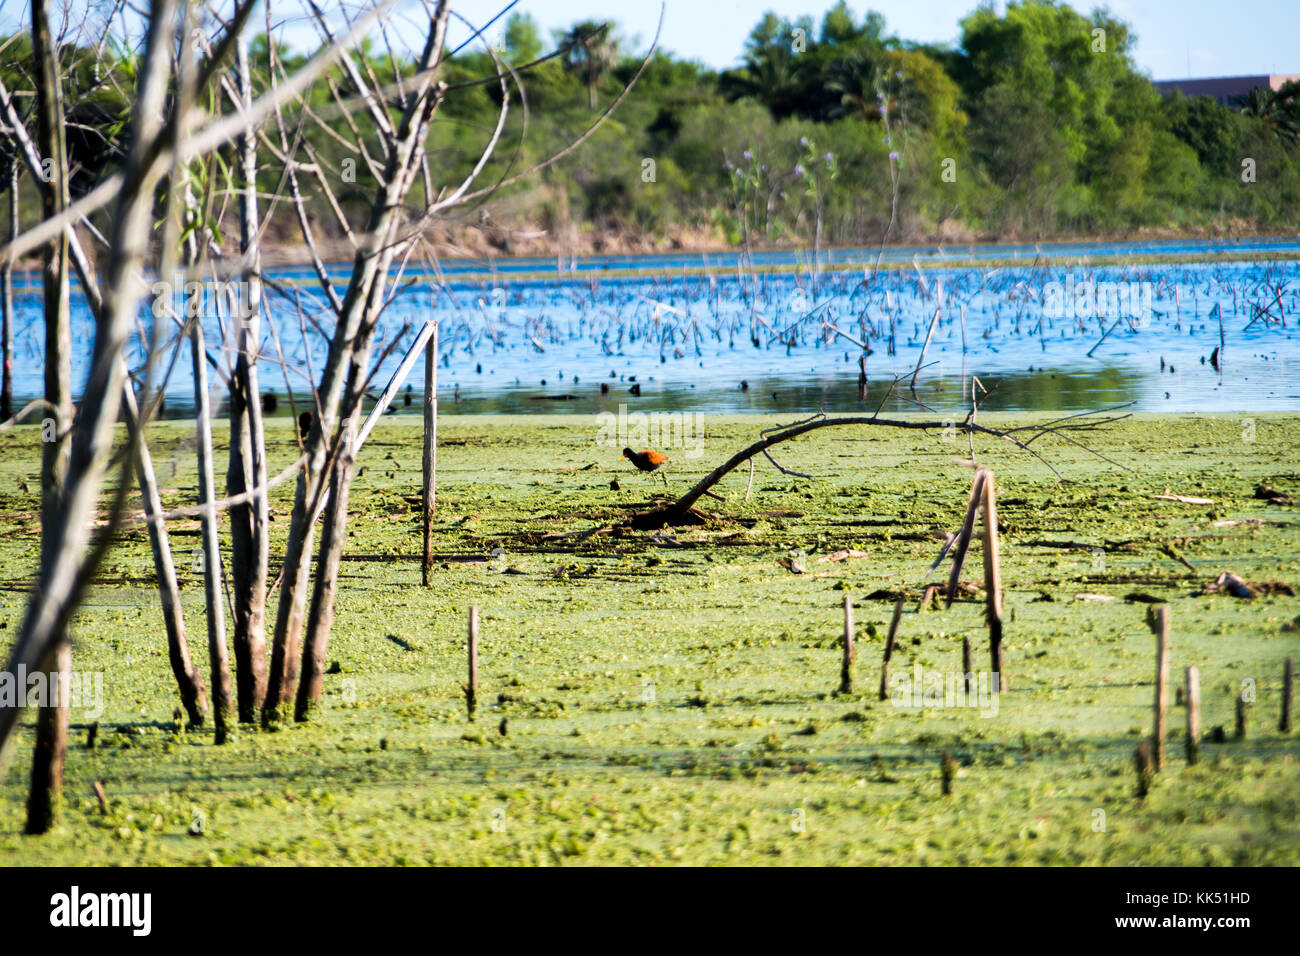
826,53,882,124
562,21,617,110
1238,81,1300,148
720,15,806,118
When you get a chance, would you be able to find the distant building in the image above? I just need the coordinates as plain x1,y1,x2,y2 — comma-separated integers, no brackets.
1154,74,1300,107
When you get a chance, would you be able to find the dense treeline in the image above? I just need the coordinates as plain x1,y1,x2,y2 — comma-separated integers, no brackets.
3,0,1299,257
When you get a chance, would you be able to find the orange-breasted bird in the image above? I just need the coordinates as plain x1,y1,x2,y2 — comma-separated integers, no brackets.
621,447,670,486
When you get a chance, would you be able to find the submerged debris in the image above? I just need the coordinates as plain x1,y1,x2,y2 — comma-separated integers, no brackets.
1255,484,1295,506
1202,572,1296,600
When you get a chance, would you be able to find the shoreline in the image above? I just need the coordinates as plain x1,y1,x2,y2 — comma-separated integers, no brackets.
244,226,1300,268
9,230,1300,281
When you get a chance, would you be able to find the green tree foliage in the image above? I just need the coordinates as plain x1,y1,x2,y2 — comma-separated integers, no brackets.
504,12,543,65
4,0,1296,254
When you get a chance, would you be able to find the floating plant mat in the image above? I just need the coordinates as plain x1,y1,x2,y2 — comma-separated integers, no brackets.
0,412,1296,865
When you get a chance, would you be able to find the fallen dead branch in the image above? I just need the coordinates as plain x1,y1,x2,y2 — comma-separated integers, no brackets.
1153,492,1213,505
1202,572,1296,599
625,407,1132,530
815,549,870,563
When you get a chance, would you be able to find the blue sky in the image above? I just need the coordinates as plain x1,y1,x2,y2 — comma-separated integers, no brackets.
2,1,1295,81
443,0,1299,81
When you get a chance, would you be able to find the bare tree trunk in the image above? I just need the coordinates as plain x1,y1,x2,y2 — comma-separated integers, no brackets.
3,61,209,729
122,383,209,724
265,3,450,726
262,258,378,726
294,277,411,719
278,2,649,721
294,412,357,721
0,0,180,763
292,178,444,722
5,30,216,758
295,316,434,719
227,34,269,723
0,0,403,765
421,323,436,586
192,318,232,741
295,277,429,722
1,158,15,424
25,640,69,833
26,0,73,835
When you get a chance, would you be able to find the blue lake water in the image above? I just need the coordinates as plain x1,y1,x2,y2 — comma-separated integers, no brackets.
4,239,1299,418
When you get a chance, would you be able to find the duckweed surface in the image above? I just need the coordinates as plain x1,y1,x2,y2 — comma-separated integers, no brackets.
1,412,1297,864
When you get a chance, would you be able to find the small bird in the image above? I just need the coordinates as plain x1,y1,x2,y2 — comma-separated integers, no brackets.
621,447,670,487
298,410,314,440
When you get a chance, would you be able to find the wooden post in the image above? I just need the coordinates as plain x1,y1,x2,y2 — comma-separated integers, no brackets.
839,595,855,694
465,606,479,721
962,636,973,697
421,322,437,587
940,752,957,795
1281,658,1293,734
1185,666,1201,765
919,584,939,611
980,469,1005,692
1235,693,1248,740
1153,606,1169,771
1134,741,1154,797
945,470,987,607
879,596,904,701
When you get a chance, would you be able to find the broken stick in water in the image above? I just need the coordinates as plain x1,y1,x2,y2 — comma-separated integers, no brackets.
464,606,479,721
879,595,905,701
940,752,958,795
1134,741,1154,797
840,595,855,695
962,636,973,697
1281,658,1293,734
1152,605,1170,770
946,469,988,608
1185,666,1201,765
981,468,1005,692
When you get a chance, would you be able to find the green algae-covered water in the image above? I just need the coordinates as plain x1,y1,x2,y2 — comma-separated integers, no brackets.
1,412,1297,864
